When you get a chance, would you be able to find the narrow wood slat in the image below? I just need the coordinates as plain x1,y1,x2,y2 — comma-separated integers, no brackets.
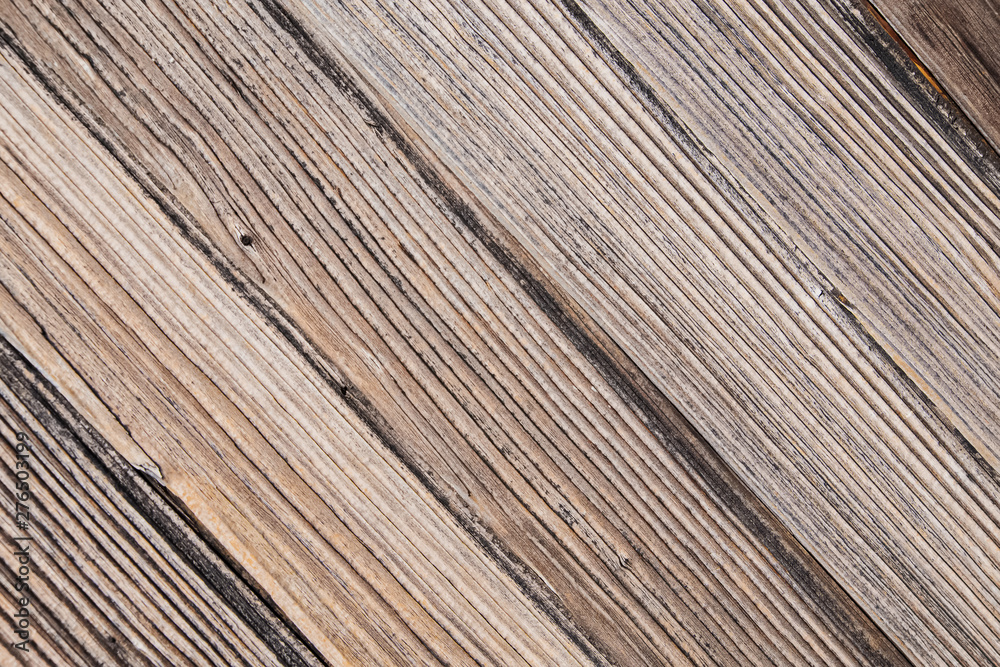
0,0,909,664
869,0,1000,154
269,0,1000,661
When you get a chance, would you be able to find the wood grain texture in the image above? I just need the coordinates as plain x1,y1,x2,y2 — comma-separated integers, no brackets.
0,0,997,663
869,0,1000,154
0,337,314,666
0,0,909,663
274,0,1000,661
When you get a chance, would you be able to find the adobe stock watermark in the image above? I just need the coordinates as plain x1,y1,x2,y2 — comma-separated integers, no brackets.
10,431,32,653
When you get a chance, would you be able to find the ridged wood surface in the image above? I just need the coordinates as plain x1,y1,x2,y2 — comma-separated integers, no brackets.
870,0,1000,155
0,0,997,664
0,338,313,666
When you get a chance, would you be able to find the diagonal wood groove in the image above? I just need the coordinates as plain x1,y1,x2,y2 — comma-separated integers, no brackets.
1,5,883,659
0,333,324,666
255,3,910,662
1,0,998,662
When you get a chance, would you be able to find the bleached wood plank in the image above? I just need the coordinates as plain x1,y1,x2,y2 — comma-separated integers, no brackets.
0,337,311,666
267,0,1000,661
0,45,585,667
0,0,906,663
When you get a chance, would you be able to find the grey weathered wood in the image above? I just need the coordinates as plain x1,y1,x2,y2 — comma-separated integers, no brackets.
0,0,997,663
272,0,1000,661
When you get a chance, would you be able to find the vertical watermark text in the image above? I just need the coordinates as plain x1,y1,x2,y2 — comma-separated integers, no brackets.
11,432,31,652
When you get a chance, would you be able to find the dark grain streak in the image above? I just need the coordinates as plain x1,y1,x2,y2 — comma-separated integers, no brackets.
0,334,327,667
254,1,909,664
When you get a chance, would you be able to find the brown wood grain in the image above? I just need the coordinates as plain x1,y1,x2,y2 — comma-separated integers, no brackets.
0,0,909,663
0,338,315,666
0,0,997,663
869,0,1000,154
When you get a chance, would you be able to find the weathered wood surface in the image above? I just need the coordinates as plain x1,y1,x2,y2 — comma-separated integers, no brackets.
0,0,998,663
869,0,1000,154
0,338,314,666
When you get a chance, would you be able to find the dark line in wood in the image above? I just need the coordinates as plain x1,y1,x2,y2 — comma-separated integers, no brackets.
0,16,608,665
4,403,261,666
834,0,1000,209
550,0,1000,659
860,0,949,99
252,0,911,664
0,333,327,667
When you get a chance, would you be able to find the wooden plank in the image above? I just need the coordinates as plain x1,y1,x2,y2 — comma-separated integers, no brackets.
0,0,910,663
261,0,1000,661
0,336,314,666
867,0,1000,154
